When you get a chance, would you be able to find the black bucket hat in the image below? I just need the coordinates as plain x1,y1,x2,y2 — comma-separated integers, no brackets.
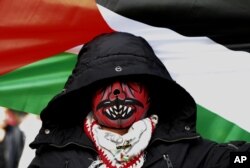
40,32,196,129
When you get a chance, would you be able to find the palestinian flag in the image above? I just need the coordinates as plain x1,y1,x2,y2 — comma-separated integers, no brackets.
0,0,250,143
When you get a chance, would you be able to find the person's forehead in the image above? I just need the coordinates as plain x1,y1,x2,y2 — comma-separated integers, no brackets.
101,77,144,84
95,78,143,89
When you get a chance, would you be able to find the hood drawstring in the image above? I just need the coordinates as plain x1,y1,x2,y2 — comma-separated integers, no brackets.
163,154,173,168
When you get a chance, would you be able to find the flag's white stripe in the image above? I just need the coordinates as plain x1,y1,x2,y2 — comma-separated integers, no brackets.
65,45,83,54
68,5,250,132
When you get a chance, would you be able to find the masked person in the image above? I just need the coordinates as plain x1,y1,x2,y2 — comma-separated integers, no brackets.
28,32,250,168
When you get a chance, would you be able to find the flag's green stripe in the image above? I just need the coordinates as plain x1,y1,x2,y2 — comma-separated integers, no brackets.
197,105,250,142
0,53,77,114
0,53,249,142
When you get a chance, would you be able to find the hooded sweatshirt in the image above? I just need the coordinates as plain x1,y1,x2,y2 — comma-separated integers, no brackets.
29,32,250,168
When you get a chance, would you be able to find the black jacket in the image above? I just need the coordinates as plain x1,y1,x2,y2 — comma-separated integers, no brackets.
1,126,24,168
28,32,250,168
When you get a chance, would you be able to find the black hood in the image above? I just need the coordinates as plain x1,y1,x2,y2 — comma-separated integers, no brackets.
40,32,197,135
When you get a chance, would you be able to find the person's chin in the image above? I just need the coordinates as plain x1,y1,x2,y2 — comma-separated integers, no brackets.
107,117,135,129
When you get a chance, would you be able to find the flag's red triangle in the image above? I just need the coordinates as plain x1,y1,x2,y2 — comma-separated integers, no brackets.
0,0,114,75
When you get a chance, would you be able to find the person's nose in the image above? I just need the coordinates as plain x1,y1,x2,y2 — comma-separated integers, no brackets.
109,81,125,101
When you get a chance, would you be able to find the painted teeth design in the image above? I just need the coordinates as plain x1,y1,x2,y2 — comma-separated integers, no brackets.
127,107,132,113
105,105,134,119
106,109,110,115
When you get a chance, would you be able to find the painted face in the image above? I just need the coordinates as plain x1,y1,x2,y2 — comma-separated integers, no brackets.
91,80,150,128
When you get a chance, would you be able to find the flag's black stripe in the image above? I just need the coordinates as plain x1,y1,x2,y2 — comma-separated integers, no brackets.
97,0,250,52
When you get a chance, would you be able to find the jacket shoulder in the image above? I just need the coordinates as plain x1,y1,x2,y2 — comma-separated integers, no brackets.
28,144,96,168
203,140,250,168
144,138,217,168
144,138,250,168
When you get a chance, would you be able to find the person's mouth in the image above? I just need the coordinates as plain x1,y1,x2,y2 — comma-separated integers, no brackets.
96,98,143,120
104,104,134,119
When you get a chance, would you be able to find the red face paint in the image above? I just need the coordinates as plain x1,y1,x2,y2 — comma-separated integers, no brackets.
92,80,150,128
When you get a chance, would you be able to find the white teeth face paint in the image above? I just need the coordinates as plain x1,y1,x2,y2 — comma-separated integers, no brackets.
106,109,111,115
127,107,132,114
92,80,150,128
